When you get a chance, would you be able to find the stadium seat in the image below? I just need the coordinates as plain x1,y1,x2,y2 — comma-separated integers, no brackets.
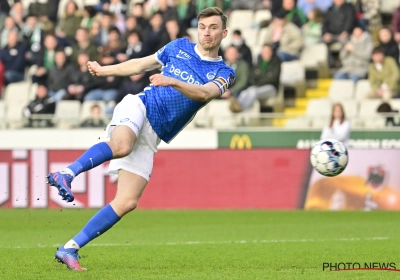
311,116,329,129
228,10,254,30
280,61,306,98
285,117,310,128
0,101,5,129
186,28,198,44
241,28,258,48
28,83,38,101
3,82,30,105
306,98,332,117
354,99,382,127
328,80,355,101
256,28,268,48
300,43,330,78
342,99,359,118
253,9,272,25
250,45,260,64
54,100,81,128
207,100,236,128
5,102,26,129
80,100,106,121
390,99,400,111
380,0,399,13
354,79,372,100
238,100,260,126
84,0,101,6
192,105,209,127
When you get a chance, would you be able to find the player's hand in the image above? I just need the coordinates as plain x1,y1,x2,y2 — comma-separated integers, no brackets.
87,61,103,76
149,74,174,87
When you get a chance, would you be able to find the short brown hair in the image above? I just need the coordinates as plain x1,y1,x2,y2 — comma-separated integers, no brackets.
197,7,227,29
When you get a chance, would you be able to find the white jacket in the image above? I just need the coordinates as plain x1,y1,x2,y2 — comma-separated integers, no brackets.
321,119,351,146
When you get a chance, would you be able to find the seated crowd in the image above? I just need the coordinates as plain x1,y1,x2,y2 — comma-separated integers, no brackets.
0,0,400,128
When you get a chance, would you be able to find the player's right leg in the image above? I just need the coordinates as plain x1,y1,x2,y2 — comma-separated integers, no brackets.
55,169,148,270
47,95,144,202
46,126,136,202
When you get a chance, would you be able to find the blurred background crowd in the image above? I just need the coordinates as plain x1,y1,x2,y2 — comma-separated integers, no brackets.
0,0,400,129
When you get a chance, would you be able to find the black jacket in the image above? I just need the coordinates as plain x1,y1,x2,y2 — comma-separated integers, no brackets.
323,3,356,35
67,67,99,96
379,41,400,66
117,75,149,103
47,63,74,92
250,55,281,90
236,42,253,68
25,95,56,115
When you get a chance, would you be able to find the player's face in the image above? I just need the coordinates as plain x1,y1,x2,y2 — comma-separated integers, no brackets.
197,16,227,51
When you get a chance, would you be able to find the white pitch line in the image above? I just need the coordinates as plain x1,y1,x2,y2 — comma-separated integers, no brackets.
0,237,389,249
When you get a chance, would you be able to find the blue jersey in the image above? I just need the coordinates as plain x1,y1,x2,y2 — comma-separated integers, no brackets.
138,38,235,143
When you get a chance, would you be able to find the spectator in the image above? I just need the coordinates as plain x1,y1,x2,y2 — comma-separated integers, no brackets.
79,104,107,128
229,44,281,113
117,73,149,103
157,0,179,23
333,26,373,83
282,0,308,28
84,73,122,114
378,28,399,66
0,0,10,16
297,0,332,15
94,11,115,46
322,0,356,46
143,11,164,55
321,103,350,146
117,29,146,63
22,15,44,66
124,16,141,38
89,20,101,40
392,6,400,44
0,30,26,85
175,0,196,30
354,0,381,44
1,16,19,49
263,12,303,62
160,19,182,46
63,52,98,102
98,27,125,66
23,84,56,128
32,33,59,85
302,8,323,47
107,0,127,15
71,27,98,64
81,5,97,29
47,50,73,102
129,2,149,31
377,102,400,127
231,0,262,10
10,2,24,30
231,30,253,68
222,45,249,99
368,47,399,100
56,0,83,45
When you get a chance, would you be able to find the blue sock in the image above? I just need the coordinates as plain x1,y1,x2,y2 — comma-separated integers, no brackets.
67,142,113,177
72,204,120,248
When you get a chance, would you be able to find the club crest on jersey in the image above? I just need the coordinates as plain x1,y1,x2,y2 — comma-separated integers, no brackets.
176,49,192,60
206,72,216,80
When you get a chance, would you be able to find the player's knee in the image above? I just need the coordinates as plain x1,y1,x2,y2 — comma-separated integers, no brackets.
109,142,133,158
123,200,138,213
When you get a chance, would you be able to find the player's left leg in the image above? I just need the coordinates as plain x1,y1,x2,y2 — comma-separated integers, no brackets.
55,169,148,270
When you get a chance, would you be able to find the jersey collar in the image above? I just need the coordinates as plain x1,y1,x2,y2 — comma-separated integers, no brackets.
194,45,222,62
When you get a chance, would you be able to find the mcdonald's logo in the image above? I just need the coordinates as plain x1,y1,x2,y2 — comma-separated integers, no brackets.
230,134,252,149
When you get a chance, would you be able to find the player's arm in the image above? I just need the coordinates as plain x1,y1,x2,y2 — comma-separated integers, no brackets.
87,54,161,77
149,74,224,102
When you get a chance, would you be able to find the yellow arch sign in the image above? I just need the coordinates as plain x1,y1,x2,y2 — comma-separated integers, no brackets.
230,134,252,149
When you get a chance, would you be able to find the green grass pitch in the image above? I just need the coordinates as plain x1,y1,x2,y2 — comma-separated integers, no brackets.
0,209,399,280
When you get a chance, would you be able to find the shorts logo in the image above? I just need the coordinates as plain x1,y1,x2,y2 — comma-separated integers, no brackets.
120,118,140,130
207,72,216,80
176,49,191,60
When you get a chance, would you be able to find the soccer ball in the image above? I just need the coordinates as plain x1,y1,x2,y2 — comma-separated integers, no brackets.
310,139,348,177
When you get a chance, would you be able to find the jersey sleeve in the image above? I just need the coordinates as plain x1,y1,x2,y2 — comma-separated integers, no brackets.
211,68,236,96
154,40,176,66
